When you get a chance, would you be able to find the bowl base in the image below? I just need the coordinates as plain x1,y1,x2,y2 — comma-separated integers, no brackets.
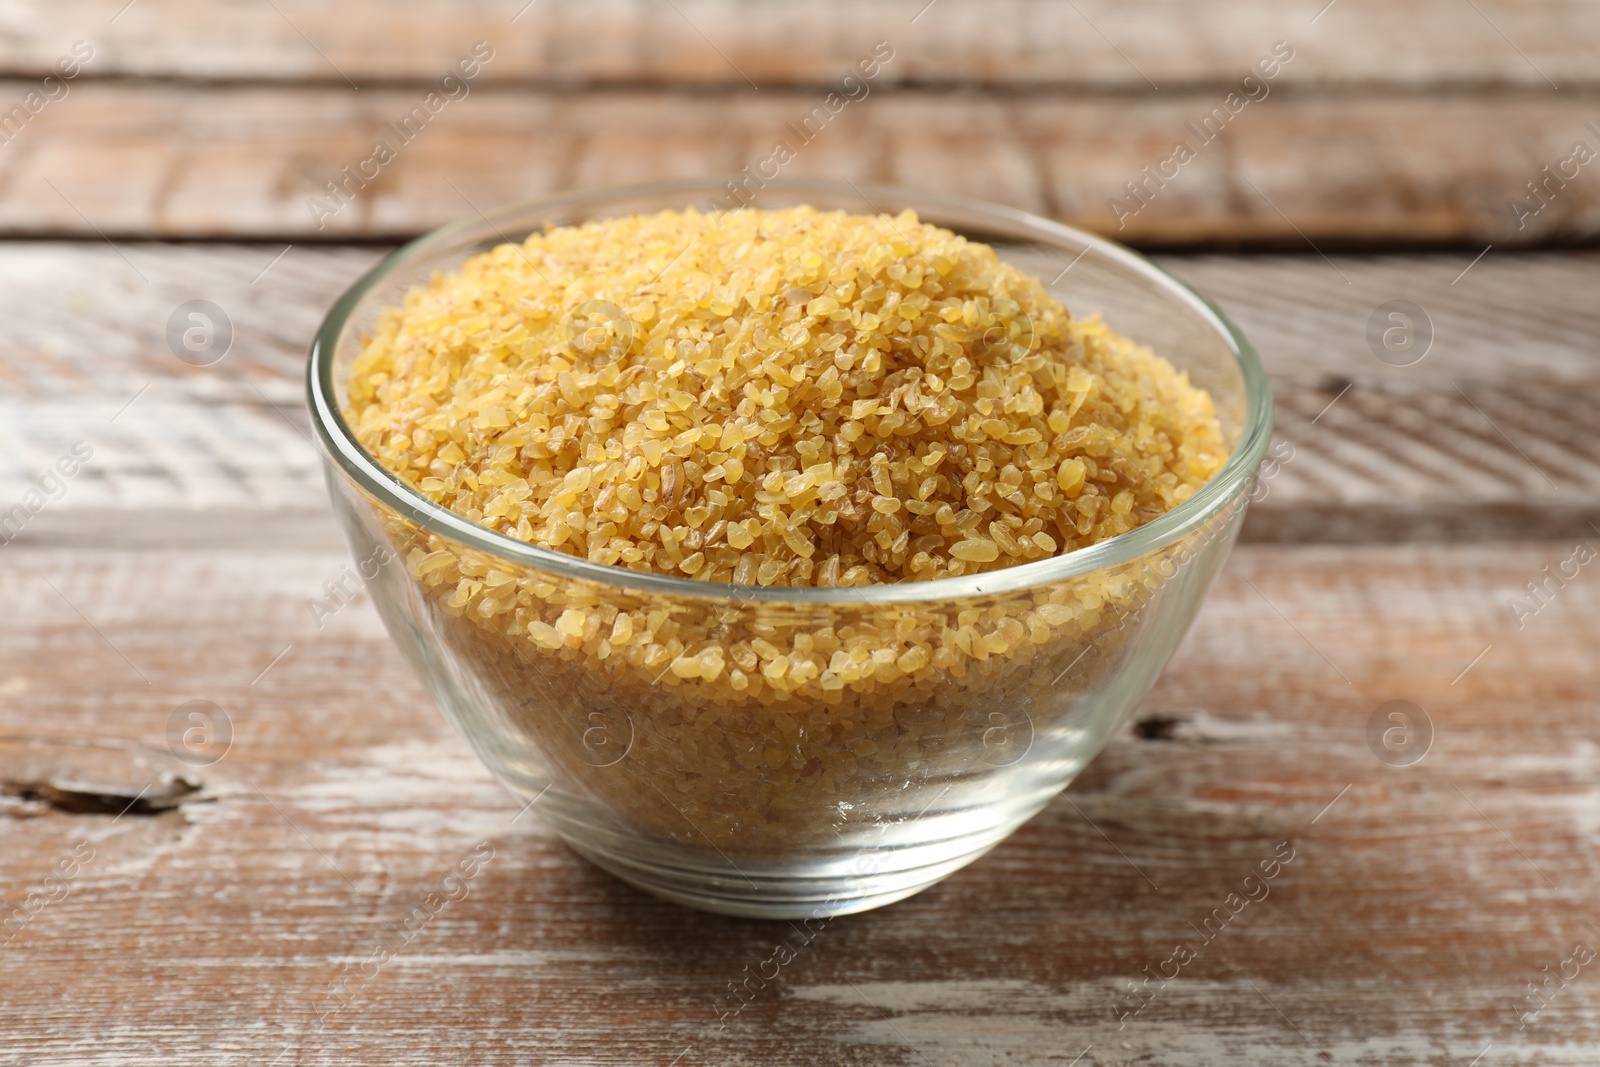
558,823,1020,920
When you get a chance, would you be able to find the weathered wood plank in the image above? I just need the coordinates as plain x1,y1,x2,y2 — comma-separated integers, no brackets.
0,542,1594,1064
4,0,1596,89
0,84,1595,243
1179,251,1600,540
3,245,1595,541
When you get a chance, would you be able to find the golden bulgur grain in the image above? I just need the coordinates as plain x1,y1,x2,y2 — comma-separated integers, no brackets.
345,206,1229,853
348,206,1223,587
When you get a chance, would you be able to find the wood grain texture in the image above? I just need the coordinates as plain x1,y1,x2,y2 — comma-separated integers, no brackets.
0,541,1595,1065
1,83,1596,243
3,0,1596,89
2,244,1596,541
1,4,1592,1060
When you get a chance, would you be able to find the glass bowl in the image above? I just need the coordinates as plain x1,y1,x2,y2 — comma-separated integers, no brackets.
306,180,1272,919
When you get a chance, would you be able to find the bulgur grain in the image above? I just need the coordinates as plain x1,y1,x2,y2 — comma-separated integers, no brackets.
344,206,1229,852
349,206,1222,587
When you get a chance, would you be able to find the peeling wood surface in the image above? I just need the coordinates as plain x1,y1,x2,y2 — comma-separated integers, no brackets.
0,736,205,815
4,0,1597,89
1,84,1595,243
2,4,1597,1053
2,542,1597,1065
2,245,1595,541
2,0,1591,245
1,248,1597,1066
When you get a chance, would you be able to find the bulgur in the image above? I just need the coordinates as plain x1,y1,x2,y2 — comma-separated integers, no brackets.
349,206,1222,585
343,206,1228,851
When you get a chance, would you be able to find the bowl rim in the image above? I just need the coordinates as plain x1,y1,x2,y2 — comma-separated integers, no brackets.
306,178,1273,605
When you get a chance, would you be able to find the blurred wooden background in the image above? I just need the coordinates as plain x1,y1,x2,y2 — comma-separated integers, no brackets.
3,2,1599,1065
2,0,1598,243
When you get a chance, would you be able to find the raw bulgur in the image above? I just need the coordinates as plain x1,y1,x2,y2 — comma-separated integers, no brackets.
349,206,1222,585
344,206,1228,851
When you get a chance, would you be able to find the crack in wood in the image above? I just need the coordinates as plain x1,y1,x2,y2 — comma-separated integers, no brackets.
1,776,203,816
1133,714,1190,741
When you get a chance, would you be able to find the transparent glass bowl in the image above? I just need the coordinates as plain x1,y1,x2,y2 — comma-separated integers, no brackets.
306,180,1271,918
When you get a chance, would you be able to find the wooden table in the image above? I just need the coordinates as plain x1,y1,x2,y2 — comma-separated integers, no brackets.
3,4,1598,1064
